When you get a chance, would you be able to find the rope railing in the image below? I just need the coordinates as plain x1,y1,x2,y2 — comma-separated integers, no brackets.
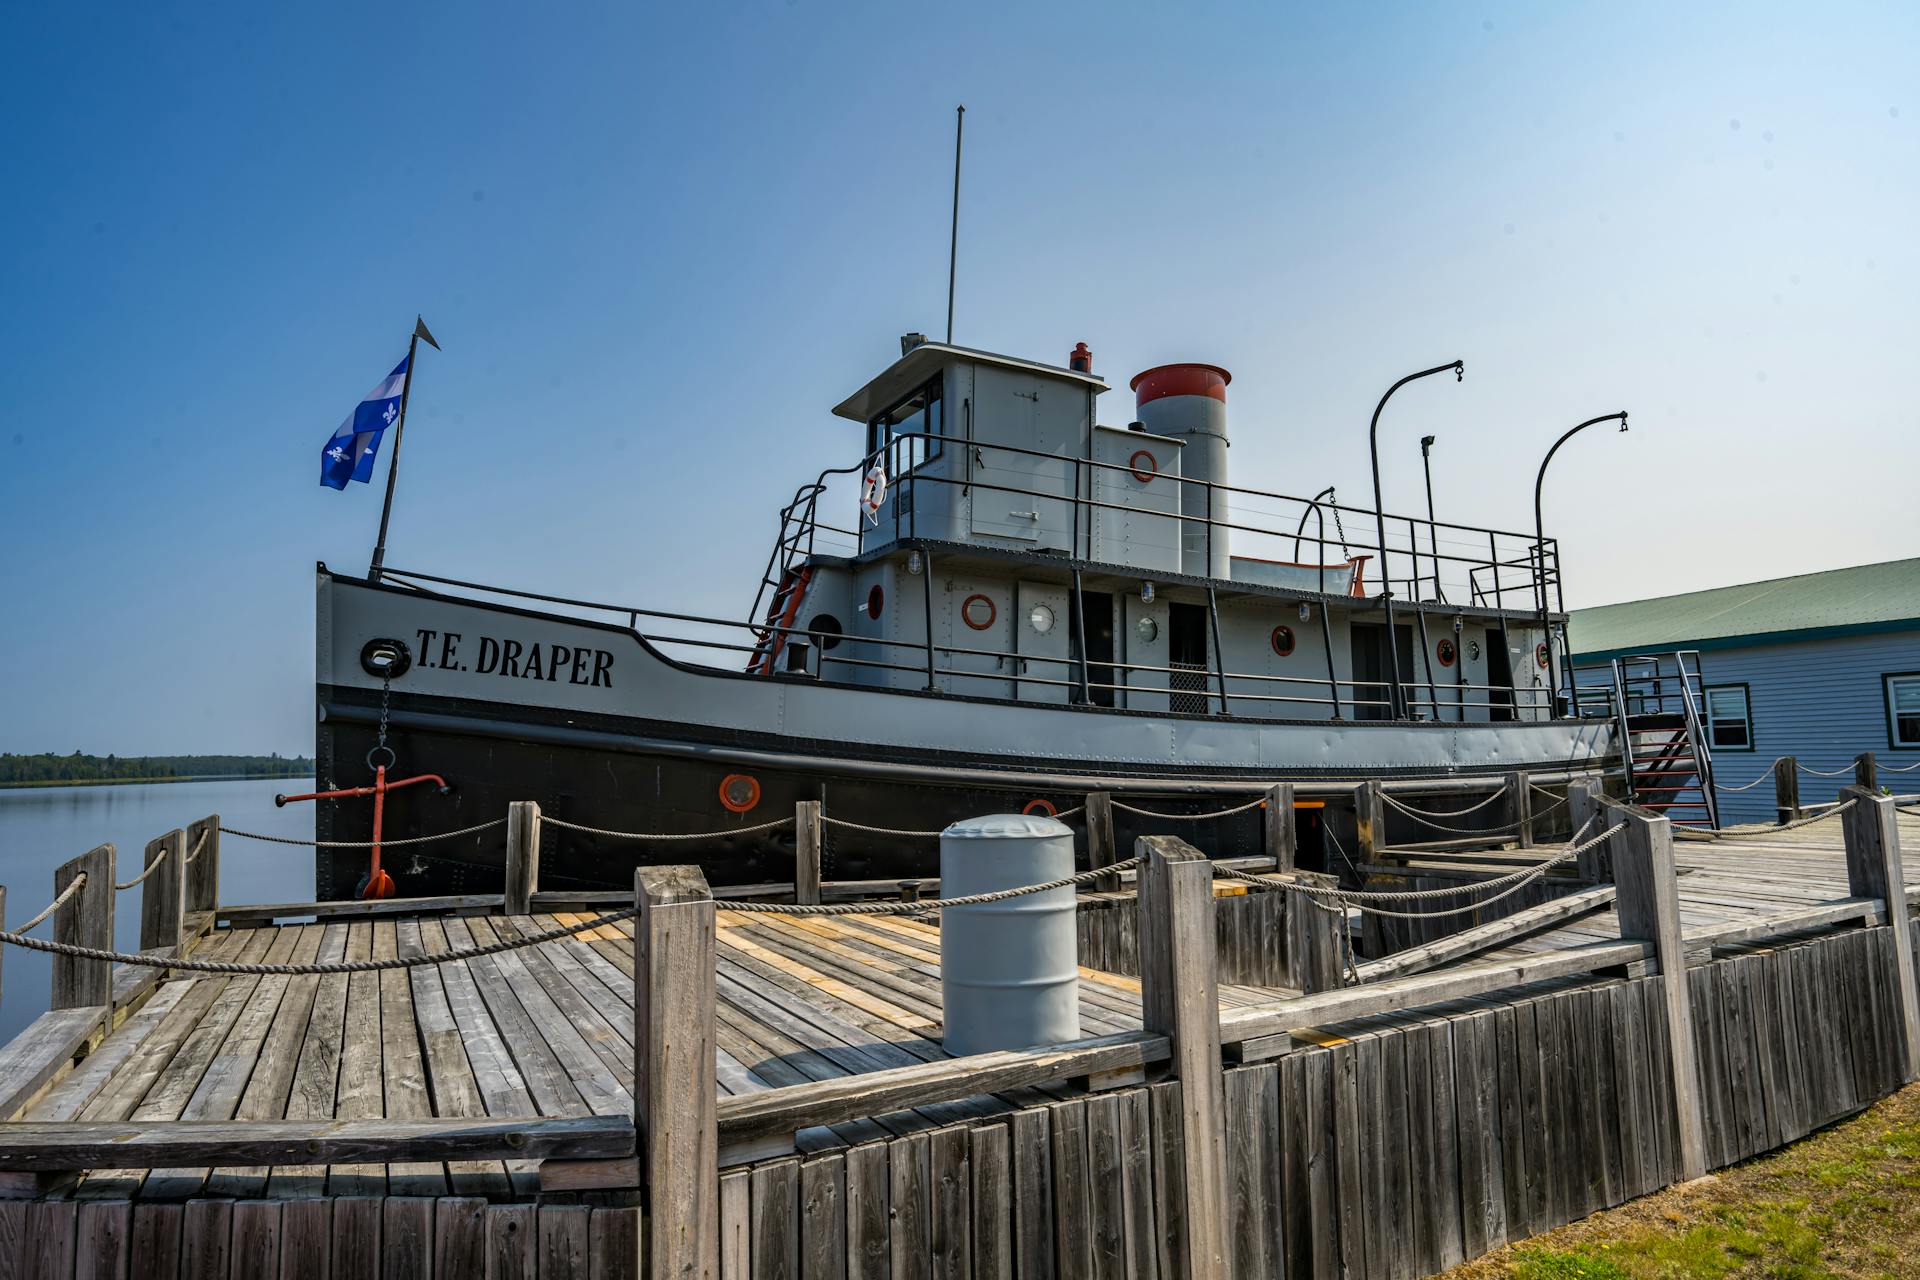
15,874,87,934
1380,787,1510,822
114,850,168,892
1380,793,1521,837
714,858,1145,916
541,814,794,841
1674,798,1857,841
1714,760,1787,792
217,818,507,848
1111,796,1268,821
184,829,208,865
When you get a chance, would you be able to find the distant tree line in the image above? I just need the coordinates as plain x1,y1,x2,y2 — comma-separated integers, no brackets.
0,752,315,785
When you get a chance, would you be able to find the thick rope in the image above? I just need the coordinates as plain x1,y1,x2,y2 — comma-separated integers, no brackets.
16,874,87,934
1381,787,1509,821
1881,760,1920,773
715,857,1146,915
0,905,642,974
1381,790,1522,837
819,816,945,838
114,849,168,892
542,815,794,841
1796,762,1860,778
218,818,507,849
183,829,208,866
1111,796,1267,821
1714,760,1787,792
1674,798,1857,841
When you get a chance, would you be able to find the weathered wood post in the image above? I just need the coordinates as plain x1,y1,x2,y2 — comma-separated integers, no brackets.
1773,757,1802,824
1840,786,1920,1082
1606,803,1708,1180
1856,752,1879,791
1281,870,1344,993
1086,792,1120,892
1567,781,1609,882
504,802,543,916
634,864,718,1280
1264,783,1296,872
1136,835,1230,1280
793,801,823,906
138,829,186,953
52,845,114,1011
1353,781,1386,862
183,815,220,916
1507,771,1534,848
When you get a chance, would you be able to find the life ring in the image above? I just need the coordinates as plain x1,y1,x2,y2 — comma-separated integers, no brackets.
860,464,888,523
1129,450,1158,483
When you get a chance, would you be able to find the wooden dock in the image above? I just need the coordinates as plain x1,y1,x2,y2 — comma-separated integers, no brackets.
0,779,1912,1278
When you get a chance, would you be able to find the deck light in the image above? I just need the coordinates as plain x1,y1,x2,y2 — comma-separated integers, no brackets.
1141,582,1156,604
907,550,924,575
1298,602,1311,622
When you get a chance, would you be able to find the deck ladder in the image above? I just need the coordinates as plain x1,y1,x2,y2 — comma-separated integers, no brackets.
1603,651,1721,828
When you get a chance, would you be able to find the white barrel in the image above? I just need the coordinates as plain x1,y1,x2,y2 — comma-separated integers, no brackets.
940,814,1082,1055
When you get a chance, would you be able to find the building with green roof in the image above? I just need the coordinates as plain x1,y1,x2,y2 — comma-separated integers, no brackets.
1568,558,1920,822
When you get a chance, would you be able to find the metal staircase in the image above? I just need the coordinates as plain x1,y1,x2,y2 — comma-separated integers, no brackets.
1600,651,1721,827
745,481,828,674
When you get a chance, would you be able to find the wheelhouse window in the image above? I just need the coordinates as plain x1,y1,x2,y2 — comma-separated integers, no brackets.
1886,674,1920,748
867,377,943,478
1705,684,1753,751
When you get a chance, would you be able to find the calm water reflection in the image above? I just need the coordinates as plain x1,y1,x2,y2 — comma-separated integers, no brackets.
0,778,315,1042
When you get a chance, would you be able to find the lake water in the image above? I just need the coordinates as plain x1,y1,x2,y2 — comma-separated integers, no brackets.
0,777,315,1042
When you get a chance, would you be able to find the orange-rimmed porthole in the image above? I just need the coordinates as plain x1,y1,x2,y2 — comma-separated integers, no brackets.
961,594,997,631
1022,798,1058,818
866,585,885,620
718,773,761,814
1536,641,1551,669
1129,450,1158,483
1270,625,1296,657
1436,637,1458,668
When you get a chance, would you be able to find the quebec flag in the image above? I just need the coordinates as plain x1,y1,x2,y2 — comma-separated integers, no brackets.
320,354,410,489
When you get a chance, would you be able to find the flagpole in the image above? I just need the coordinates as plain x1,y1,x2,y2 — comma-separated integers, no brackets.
368,317,434,580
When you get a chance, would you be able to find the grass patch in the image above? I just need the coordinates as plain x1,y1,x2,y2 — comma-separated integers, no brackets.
1451,1084,1920,1278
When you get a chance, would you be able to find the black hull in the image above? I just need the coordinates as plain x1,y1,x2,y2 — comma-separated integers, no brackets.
310,686,1348,900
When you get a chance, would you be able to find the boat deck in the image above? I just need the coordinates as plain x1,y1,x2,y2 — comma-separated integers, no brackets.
17,909,1274,1202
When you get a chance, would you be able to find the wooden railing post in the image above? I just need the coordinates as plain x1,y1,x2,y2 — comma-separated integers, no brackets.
1136,835,1229,1280
1774,757,1802,824
504,802,542,916
1264,783,1296,872
184,815,220,916
1086,792,1119,892
1353,781,1385,862
634,864,717,1280
1279,870,1343,993
794,802,823,906
52,845,114,1011
1607,803,1708,1179
139,829,186,953
1856,752,1879,791
1507,771,1534,848
1567,781,1610,881
1841,786,1920,1081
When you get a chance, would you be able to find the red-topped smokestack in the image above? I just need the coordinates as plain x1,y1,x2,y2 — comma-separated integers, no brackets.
1068,342,1092,373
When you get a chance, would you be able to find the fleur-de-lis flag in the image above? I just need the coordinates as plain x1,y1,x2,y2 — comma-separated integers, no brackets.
319,354,411,489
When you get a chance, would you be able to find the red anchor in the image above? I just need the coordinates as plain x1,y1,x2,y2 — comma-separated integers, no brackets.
276,757,451,899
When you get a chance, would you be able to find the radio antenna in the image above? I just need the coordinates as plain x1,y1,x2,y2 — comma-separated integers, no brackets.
946,105,965,345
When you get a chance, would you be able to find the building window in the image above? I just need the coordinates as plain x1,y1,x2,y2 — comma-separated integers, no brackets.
1705,684,1753,751
1886,673,1920,749
866,376,944,477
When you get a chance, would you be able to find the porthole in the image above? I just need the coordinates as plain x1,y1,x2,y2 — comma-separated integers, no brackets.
1136,616,1160,643
1467,639,1482,662
1270,625,1296,658
718,773,761,814
807,614,844,652
961,594,998,631
1022,798,1059,817
1129,450,1158,483
1028,604,1056,635
1436,637,1458,668
866,585,885,620
1536,641,1551,669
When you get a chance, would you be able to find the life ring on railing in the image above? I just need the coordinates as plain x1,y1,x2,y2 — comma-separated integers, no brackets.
860,465,888,524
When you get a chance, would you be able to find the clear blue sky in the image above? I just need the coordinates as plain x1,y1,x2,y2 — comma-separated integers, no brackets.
2,2,1913,757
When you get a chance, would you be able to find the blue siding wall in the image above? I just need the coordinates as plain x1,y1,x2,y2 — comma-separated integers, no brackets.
1575,630,1920,825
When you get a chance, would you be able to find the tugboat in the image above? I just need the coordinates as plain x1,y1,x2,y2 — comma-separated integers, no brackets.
311,337,1613,898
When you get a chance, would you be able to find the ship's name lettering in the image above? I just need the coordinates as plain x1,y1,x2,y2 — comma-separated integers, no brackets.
412,629,614,688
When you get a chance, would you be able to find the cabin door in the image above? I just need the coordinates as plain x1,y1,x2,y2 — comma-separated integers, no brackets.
968,366,1073,548
1015,580,1074,703
1350,623,1416,721
943,580,1014,699
1071,590,1117,707
1485,627,1515,721
1168,602,1211,714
